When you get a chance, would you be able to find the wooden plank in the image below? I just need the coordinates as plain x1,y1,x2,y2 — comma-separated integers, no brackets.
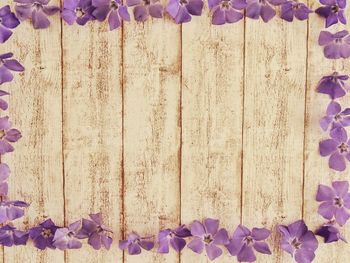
181,10,244,262
123,10,181,263
303,1,350,262
1,0,64,262
62,22,123,262
242,16,307,262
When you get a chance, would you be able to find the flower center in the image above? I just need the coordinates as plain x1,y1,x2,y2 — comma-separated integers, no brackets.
75,7,85,17
33,2,43,10
331,5,340,13
0,130,5,139
204,234,213,244
180,0,188,5
334,114,342,122
334,197,344,207
291,237,302,249
338,142,348,153
143,0,150,5
244,235,254,245
111,1,119,10
221,0,231,9
41,228,52,238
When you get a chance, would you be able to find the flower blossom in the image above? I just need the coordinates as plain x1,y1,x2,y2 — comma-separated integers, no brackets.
320,101,350,131
319,127,350,171
226,225,271,262
119,232,154,255
14,0,60,29
317,72,350,99
166,0,204,24
318,30,350,59
53,220,83,250
0,53,24,85
0,116,22,155
280,0,312,22
245,0,285,23
157,225,191,253
0,5,20,43
208,0,246,25
29,219,59,250
316,181,350,226
0,225,29,246
315,222,346,243
0,200,29,224
127,0,163,22
187,218,229,261
92,0,130,30
278,220,318,263
62,0,95,25
316,0,346,28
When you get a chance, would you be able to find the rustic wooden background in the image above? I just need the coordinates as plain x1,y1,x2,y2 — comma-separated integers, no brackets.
1,0,350,262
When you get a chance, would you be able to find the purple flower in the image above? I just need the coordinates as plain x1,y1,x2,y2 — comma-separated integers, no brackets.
319,127,350,171
166,0,204,24
315,222,346,243
0,90,9,110
187,218,229,261
245,0,284,22
92,0,130,30
0,200,29,224
319,30,350,59
0,5,20,43
119,232,154,255
0,116,22,155
316,181,350,226
208,0,245,25
0,163,10,197
14,0,60,29
77,213,113,250
29,219,59,250
317,72,350,99
278,220,318,263
225,225,271,262
52,220,83,250
62,0,95,25
0,225,29,246
320,101,350,131
157,225,191,253
280,1,312,22
0,53,24,85
127,0,163,22
316,0,346,28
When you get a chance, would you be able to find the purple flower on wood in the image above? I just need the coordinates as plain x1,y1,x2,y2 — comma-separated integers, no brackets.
0,5,20,43
0,116,22,155
187,218,229,261
225,225,271,262
166,0,204,24
0,225,29,247
0,163,10,197
92,0,130,30
316,181,350,226
127,0,163,22
14,0,60,29
280,1,312,22
278,220,318,263
119,232,154,255
319,127,350,171
320,101,350,131
315,222,346,243
29,219,59,250
316,0,346,28
62,0,95,26
246,0,283,22
0,90,9,110
53,220,83,250
0,200,29,224
77,213,113,250
157,225,191,253
0,53,24,85
208,0,245,25
319,30,350,59
317,72,350,99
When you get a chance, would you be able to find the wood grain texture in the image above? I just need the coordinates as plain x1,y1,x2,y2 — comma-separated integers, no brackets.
122,10,181,263
242,16,307,263
181,8,244,262
303,1,350,262
1,0,64,262
62,22,123,263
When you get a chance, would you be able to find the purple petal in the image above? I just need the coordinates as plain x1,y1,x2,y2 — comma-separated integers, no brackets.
319,139,338,156
190,220,206,237
316,184,335,201
332,181,349,197
187,238,204,253
251,227,271,241
205,243,222,261
253,241,271,254
237,244,257,262
329,152,346,171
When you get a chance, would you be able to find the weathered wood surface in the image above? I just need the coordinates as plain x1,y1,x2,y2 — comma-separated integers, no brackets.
0,1,349,263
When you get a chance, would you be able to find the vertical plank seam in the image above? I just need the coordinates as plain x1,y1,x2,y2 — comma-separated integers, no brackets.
59,0,67,262
240,15,247,225
178,23,183,263
301,2,310,219
121,19,125,263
